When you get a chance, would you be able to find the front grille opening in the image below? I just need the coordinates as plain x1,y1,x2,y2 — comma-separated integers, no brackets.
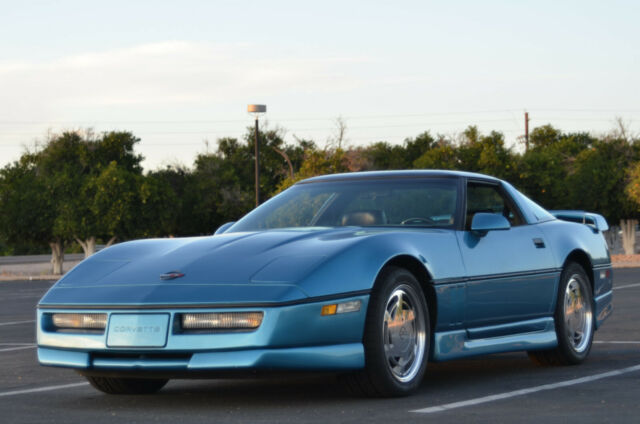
92,352,192,361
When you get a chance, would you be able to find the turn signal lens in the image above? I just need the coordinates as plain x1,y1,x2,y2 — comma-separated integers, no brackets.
51,313,107,330
181,312,263,330
321,304,337,316
321,300,362,316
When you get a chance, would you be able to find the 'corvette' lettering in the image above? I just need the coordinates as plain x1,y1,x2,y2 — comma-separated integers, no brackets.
112,326,161,333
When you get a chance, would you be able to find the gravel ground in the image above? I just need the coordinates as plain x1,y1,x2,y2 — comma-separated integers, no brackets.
611,254,640,268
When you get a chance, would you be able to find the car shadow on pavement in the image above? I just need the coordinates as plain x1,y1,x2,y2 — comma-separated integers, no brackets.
55,353,544,409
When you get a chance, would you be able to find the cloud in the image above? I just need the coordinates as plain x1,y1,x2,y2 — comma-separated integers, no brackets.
0,41,369,116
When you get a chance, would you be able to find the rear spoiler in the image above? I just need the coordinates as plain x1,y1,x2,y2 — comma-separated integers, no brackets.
550,210,609,232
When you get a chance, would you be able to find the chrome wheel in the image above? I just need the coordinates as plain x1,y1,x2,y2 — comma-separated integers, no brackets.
564,274,593,354
382,285,426,383
347,266,429,396
528,263,594,366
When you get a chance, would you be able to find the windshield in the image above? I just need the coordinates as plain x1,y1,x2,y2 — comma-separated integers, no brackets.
228,178,458,232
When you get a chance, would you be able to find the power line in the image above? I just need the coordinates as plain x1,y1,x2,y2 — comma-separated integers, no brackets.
0,117,581,139
0,109,525,125
7,107,636,126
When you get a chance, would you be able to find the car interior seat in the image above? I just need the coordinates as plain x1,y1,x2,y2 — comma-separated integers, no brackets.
341,210,388,226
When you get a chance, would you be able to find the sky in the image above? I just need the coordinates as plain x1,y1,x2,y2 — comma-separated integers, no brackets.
0,0,638,170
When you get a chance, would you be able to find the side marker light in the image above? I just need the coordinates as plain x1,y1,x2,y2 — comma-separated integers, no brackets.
321,304,337,316
321,300,361,316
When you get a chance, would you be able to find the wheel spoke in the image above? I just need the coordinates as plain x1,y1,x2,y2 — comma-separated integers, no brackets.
382,285,426,383
563,275,593,353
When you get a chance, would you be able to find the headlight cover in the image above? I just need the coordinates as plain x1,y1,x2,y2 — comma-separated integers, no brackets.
51,313,107,330
180,312,264,331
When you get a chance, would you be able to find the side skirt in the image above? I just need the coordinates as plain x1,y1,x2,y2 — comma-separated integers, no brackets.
431,317,557,362
594,290,613,329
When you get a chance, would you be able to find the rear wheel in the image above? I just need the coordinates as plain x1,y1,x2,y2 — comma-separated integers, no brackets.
85,376,169,394
528,262,594,366
345,266,430,397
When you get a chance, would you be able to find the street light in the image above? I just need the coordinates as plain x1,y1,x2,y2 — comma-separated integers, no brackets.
248,104,266,207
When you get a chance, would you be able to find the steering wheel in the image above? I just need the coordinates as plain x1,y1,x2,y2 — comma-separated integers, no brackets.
400,217,435,225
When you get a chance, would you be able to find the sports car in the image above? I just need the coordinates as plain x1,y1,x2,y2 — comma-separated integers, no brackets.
37,170,613,397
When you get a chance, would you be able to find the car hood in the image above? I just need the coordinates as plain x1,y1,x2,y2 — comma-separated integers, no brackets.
39,227,386,307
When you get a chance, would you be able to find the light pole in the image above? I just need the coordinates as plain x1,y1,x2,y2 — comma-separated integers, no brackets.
248,104,266,207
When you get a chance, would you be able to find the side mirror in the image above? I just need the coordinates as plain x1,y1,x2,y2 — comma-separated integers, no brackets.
214,222,235,235
471,213,510,236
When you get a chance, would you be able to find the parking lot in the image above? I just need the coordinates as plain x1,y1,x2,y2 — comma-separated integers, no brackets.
1,269,639,423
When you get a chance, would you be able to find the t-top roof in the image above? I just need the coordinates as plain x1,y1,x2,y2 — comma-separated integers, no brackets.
299,169,501,184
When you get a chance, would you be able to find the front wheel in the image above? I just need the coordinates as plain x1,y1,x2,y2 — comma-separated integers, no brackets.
528,262,594,366
345,266,430,397
85,376,169,394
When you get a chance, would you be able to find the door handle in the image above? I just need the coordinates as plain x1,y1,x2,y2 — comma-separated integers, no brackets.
533,238,545,248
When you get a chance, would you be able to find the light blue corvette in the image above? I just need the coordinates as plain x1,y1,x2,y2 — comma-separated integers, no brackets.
37,170,613,397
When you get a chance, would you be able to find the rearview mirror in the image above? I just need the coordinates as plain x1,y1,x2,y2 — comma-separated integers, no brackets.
470,213,510,235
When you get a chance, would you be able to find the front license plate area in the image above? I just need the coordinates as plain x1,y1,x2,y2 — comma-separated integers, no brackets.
107,314,169,348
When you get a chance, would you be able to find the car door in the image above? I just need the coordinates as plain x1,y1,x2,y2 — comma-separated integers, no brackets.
456,180,557,331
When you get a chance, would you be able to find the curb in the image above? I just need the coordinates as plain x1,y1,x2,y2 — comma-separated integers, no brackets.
0,275,60,282
612,263,640,269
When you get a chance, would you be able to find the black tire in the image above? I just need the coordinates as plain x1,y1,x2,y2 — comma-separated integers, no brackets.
345,266,430,397
85,376,169,395
528,262,594,366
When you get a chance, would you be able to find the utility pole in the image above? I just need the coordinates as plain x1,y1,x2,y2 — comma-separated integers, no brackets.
254,116,260,206
524,111,530,151
248,104,267,207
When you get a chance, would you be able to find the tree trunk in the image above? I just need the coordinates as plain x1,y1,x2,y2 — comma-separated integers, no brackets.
49,241,64,275
621,219,637,255
105,236,117,248
75,236,96,258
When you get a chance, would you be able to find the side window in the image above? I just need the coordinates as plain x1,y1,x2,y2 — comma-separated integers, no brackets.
465,183,522,230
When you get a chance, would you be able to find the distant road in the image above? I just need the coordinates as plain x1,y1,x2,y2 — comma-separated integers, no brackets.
0,254,84,265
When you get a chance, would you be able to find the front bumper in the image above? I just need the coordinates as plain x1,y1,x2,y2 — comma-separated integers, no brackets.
37,295,368,373
38,344,364,373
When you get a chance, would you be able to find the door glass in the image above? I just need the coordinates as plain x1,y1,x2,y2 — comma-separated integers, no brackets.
466,184,521,229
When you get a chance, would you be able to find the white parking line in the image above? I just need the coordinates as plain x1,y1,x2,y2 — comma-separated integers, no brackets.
0,382,89,398
411,364,640,414
0,320,35,327
0,346,36,353
594,341,640,344
614,283,640,290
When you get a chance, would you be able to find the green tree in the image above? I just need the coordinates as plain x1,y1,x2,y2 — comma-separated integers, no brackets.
87,161,140,244
275,147,349,193
403,131,436,167
142,165,189,237
568,138,637,224
413,138,459,170
517,127,593,209
0,155,61,272
44,131,144,257
364,142,407,170
413,126,515,180
0,131,145,271
186,150,253,234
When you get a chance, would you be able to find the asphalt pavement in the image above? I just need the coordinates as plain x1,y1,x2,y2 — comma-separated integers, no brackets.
1,269,639,423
